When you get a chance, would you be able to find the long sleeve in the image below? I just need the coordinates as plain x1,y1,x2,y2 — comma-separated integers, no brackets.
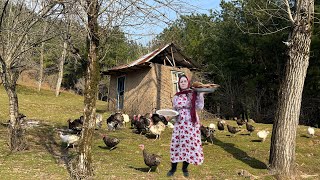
172,95,179,111
195,93,204,110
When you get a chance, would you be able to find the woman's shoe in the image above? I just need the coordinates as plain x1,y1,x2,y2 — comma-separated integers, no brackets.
167,170,175,177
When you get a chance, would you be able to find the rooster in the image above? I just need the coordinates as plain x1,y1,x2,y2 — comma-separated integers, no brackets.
138,144,161,173
200,125,214,143
102,134,120,151
58,131,80,149
257,130,270,142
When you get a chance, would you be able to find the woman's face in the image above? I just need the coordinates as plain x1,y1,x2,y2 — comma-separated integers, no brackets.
179,77,189,90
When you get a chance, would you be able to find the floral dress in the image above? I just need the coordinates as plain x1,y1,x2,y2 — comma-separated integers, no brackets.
170,92,204,165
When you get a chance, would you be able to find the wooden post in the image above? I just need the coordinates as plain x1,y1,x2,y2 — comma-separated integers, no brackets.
171,47,176,67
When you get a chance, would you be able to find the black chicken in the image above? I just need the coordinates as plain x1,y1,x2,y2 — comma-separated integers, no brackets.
236,119,246,127
68,118,83,133
139,144,161,173
227,124,241,136
245,122,255,135
217,120,225,131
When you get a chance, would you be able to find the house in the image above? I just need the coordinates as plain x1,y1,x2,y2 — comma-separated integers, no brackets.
104,43,200,115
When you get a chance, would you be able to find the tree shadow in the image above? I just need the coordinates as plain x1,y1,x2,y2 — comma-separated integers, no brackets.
211,137,267,169
32,123,76,177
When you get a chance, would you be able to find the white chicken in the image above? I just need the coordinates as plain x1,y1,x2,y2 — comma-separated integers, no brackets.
58,131,80,148
166,122,174,129
307,127,315,137
149,121,166,140
122,114,130,127
257,130,270,142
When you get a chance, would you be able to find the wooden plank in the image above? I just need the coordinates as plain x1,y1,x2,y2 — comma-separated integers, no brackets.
171,46,176,67
165,56,174,66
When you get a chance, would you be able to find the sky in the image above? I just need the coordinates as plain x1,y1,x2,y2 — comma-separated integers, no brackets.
126,0,223,46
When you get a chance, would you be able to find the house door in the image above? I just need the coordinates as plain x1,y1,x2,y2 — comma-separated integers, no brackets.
117,76,125,110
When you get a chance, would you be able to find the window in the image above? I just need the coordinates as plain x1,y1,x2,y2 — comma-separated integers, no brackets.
117,76,125,110
171,71,184,94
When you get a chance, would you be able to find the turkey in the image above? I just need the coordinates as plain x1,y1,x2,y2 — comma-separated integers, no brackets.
236,119,246,127
217,120,225,131
95,113,103,129
58,131,80,149
257,130,270,142
307,127,315,137
138,144,161,173
106,112,124,130
122,113,130,127
134,114,151,134
245,122,255,135
102,134,120,151
200,125,214,143
148,121,166,140
227,124,241,136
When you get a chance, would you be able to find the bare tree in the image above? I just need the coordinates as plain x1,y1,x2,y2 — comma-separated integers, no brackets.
269,0,314,178
234,0,315,178
0,0,62,151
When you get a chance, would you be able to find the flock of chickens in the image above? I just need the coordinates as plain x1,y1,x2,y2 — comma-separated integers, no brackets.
57,112,317,173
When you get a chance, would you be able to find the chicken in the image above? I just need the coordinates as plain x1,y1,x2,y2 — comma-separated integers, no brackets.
122,113,130,127
227,124,241,136
148,121,166,140
107,121,117,131
236,119,246,127
217,120,225,131
307,127,315,137
102,134,120,151
58,131,80,148
246,122,255,135
138,144,161,173
257,130,270,142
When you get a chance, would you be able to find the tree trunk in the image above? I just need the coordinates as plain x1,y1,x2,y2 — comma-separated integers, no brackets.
269,0,314,178
38,22,48,92
0,66,27,151
55,40,67,97
71,0,99,179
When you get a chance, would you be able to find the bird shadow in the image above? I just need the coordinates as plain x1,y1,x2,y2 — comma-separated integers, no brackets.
300,134,310,138
98,145,118,151
211,137,267,169
251,140,263,142
128,165,150,172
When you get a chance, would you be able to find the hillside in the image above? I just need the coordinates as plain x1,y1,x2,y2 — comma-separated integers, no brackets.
0,85,319,179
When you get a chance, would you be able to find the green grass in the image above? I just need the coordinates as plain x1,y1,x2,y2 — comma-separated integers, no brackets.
0,85,319,179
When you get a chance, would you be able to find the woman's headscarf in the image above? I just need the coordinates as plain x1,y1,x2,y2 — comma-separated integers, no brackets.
175,75,197,124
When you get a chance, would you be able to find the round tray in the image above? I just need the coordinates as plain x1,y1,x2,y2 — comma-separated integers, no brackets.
156,109,179,117
193,87,218,93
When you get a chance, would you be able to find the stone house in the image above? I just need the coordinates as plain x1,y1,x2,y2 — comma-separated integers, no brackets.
104,43,199,115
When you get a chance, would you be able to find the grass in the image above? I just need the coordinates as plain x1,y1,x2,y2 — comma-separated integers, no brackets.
0,84,320,179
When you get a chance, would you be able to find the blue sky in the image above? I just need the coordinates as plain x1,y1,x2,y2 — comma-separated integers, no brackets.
126,0,223,46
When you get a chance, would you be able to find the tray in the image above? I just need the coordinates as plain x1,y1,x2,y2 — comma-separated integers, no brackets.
193,87,218,93
156,109,179,117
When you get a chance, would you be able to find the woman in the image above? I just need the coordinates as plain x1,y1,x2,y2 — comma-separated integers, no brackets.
167,74,205,177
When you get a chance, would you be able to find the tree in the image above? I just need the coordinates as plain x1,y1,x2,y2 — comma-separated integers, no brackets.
0,0,62,151
269,0,314,178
